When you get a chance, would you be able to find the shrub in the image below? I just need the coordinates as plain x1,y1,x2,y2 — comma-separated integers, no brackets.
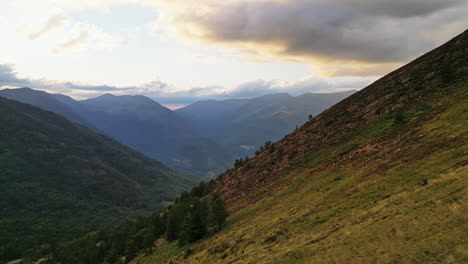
394,112,406,125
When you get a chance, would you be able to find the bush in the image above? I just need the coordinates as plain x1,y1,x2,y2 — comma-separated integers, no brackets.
394,112,406,125
184,249,193,259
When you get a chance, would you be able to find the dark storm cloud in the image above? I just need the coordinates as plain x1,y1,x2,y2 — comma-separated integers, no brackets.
174,0,468,63
337,0,466,17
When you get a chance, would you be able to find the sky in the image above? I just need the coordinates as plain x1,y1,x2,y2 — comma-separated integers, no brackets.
0,0,467,107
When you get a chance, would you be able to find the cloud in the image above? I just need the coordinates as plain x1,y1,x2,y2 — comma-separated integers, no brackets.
8,0,468,63
165,0,468,75
0,64,130,94
0,65,30,84
48,22,126,54
216,76,373,98
142,80,169,90
63,82,131,91
52,29,89,53
2,5,129,56
325,0,466,17
29,13,68,40
0,64,374,103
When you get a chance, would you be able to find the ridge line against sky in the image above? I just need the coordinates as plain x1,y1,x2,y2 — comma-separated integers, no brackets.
0,0,467,105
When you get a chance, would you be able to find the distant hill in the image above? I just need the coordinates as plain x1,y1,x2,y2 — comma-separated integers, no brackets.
0,90,231,178
131,30,468,263
77,94,231,177
0,88,91,127
176,91,355,156
0,96,199,262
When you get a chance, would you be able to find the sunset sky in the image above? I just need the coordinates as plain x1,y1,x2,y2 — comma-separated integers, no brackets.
1,0,467,106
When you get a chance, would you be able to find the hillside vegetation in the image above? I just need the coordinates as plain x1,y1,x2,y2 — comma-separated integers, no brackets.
131,30,468,264
0,97,196,263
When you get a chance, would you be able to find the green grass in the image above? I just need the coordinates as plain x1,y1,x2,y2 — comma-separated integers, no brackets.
131,80,468,264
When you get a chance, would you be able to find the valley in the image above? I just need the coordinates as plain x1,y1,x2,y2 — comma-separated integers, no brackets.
0,2,466,263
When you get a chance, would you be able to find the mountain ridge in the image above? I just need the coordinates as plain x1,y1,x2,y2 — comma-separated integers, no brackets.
0,88,91,127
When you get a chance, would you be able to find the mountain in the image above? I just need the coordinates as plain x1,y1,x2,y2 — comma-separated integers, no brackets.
0,89,231,178
77,94,231,177
176,94,291,140
176,91,355,157
0,87,91,127
131,30,468,263
0,96,197,262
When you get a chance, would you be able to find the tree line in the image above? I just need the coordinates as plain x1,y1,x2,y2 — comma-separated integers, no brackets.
46,181,228,264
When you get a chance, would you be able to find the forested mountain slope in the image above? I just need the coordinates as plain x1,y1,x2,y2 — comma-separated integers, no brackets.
132,30,468,264
79,94,231,178
0,97,196,263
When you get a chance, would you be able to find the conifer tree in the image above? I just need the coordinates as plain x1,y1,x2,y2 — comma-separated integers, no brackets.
190,200,209,242
178,213,193,245
210,195,229,230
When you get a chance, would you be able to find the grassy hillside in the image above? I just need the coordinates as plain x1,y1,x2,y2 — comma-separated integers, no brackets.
130,30,468,263
0,97,197,263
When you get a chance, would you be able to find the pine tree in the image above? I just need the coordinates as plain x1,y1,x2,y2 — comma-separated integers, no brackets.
178,213,193,245
124,239,137,261
190,200,209,242
105,246,119,264
210,195,229,230
151,212,165,238
166,206,184,241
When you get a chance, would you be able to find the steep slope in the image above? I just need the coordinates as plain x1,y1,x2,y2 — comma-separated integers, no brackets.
223,91,356,153
79,94,231,177
0,88,91,127
132,30,468,263
0,97,196,263
176,92,355,157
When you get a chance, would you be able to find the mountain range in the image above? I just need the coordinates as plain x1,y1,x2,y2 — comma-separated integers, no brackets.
0,88,354,176
0,89,231,178
177,91,355,157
